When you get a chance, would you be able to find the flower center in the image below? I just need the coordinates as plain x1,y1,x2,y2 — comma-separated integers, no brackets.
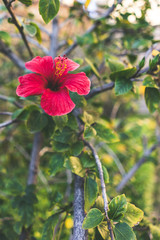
55,56,67,77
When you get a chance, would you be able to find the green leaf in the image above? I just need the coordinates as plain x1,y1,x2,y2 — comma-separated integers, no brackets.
30,22,42,43
24,23,37,37
18,0,32,6
84,177,98,211
26,110,48,133
52,141,70,152
54,127,77,144
70,92,87,108
49,153,65,176
108,194,127,221
82,208,104,229
39,0,60,24
71,141,84,156
84,125,97,139
80,152,95,168
115,78,133,95
122,203,144,227
67,113,78,130
53,115,68,130
92,123,119,143
69,156,85,177
139,57,145,69
95,196,104,212
107,59,125,72
97,221,110,239
0,31,11,45
12,105,39,120
143,76,157,88
42,213,59,240
85,58,100,79
102,166,109,184
43,116,56,138
145,87,160,113
149,54,160,70
110,67,137,81
114,222,137,240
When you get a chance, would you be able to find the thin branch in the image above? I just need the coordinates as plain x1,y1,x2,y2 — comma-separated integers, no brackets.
2,0,33,58
11,34,49,55
50,18,59,59
0,119,17,129
84,140,115,240
116,143,160,192
62,0,123,56
0,94,23,108
0,112,12,116
27,132,43,185
85,82,114,100
0,40,25,70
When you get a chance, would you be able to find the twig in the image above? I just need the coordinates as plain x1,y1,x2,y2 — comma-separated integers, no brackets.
0,119,17,128
0,40,25,70
2,0,33,57
85,82,114,100
11,34,49,55
0,94,23,108
50,18,59,59
84,141,115,240
27,132,43,185
0,112,12,116
62,0,123,56
116,143,160,192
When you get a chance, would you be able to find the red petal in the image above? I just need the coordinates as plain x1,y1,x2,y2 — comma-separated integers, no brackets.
25,56,54,79
16,73,47,97
61,72,90,95
54,56,79,77
41,88,75,116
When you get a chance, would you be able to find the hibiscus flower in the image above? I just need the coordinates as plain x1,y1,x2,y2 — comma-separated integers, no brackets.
16,56,90,116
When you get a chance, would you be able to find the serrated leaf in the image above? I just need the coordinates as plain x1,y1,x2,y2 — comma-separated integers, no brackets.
18,0,32,6
97,221,110,239
115,78,133,95
145,87,160,113
70,92,87,108
0,31,11,45
110,67,137,81
43,116,56,138
82,208,104,229
122,203,144,227
85,58,100,79
84,177,98,211
54,127,77,144
108,194,127,221
42,213,59,240
80,152,95,168
143,76,157,88
53,115,68,130
67,113,78,130
26,110,48,133
92,123,119,143
114,222,137,240
107,59,125,72
39,0,60,24
84,125,97,139
71,141,84,156
69,156,85,177
49,153,65,176
52,141,70,152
